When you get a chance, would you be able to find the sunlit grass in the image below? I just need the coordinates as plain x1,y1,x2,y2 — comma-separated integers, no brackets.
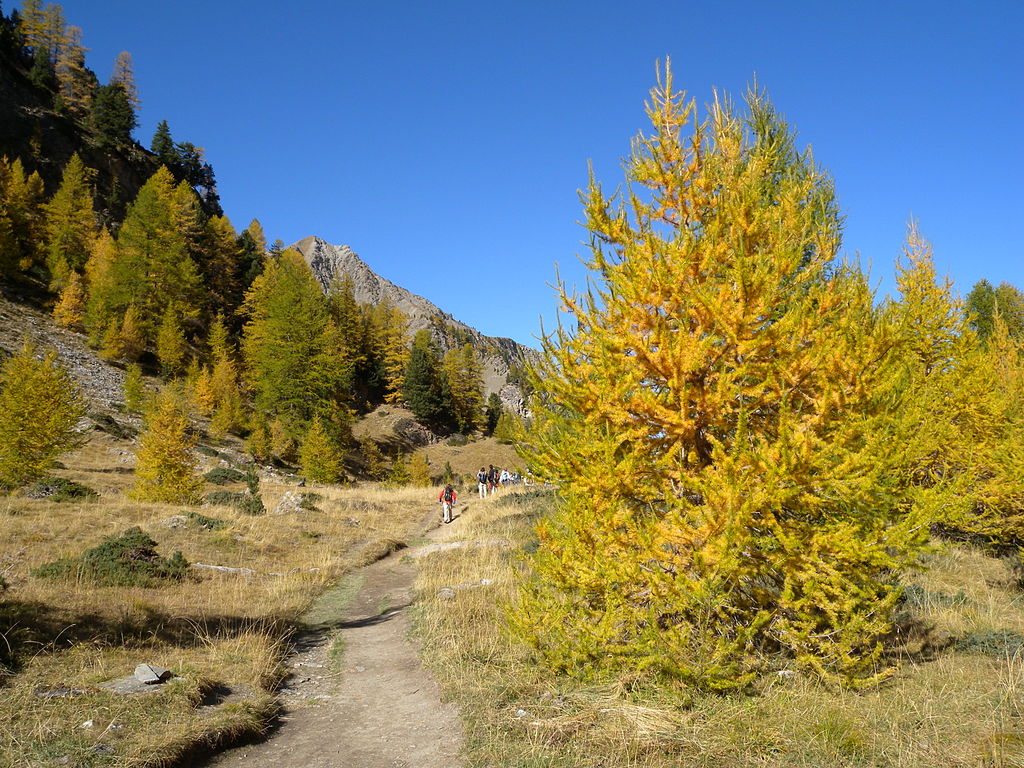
413,490,1024,768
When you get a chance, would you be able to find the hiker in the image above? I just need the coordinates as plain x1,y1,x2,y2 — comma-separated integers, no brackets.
487,464,497,495
477,466,487,498
438,483,457,524
500,468,511,486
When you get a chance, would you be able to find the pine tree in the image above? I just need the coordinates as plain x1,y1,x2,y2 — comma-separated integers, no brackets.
123,362,148,413
269,416,297,462
246,416,272,461
0,156,45,275
203,215,244,318
403,330,452,429
386,452,411,487
82,227,117,341
155,306,187,376
0,341,86,488
55,24,93,119
43,153,96,286
409,452,431,486
131,389,202,504
360,439,387,480
91,82,136,147
241,249,340,433
52,269,86,328
110,51,139,113
117,303,146,361
513,67,930,689
151,120,176,167
484,392,502,435
207,315,244,436
369,300,409,404
492,412,518,444
300,415,345,483
105,167,203,340
443,343,484,432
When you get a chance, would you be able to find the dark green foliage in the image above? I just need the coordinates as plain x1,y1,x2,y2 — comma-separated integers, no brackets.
185,510,227,530
195,444,220,458
28,44,55,95
150,120,176,167
299,492,323,511
402,330,453,430
91,83,136,148
242,465,266,515
484,392,502,435
203,467,244,485
966,279,1024,343
203,490,247,507
21,476,98,502
954,629,1024,658
32,527,189,586
87,411,136,439
446,433,468,447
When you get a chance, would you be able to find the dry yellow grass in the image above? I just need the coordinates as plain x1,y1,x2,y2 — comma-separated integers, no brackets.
0,431,436,767
413,490,1024,768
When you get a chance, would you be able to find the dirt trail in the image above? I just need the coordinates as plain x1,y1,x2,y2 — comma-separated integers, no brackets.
201,507,465,768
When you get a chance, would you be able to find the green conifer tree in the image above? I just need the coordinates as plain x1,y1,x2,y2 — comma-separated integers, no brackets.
403,330,452,429
155,306,187,376
43,153,96,286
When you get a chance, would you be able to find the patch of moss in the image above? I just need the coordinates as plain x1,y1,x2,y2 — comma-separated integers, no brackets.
21,477,98,502
32,527,189,587
299,492,323,511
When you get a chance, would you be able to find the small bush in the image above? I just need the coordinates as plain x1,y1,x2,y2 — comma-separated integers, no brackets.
299,492,323,511
32,527,189,587
196,444,220,458
446,433,468,447
204,467,245,485
203,490,247,507
186,511,228,530
495,488,553,508
87,411,136,440
955,629,1024,658
21,477,98,502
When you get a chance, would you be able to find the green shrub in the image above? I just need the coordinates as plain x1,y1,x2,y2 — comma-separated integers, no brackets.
87,411,136,440
446,433,468,447
195,444,220,458
32,527,189,586
21,477,98,502
203,490,247,507
299,492,323,511
186,511,227,530
203,467,245,485
955,630,1024,658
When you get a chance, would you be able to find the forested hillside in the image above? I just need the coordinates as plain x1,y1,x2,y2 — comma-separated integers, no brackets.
0,1,527,489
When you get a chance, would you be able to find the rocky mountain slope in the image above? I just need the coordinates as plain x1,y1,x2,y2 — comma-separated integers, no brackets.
293,236,536,415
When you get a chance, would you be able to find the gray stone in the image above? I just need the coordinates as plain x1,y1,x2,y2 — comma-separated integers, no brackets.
437,588,457,601
272,491,304,515
33,686,87,699
99,675,160,695
134,664,172,684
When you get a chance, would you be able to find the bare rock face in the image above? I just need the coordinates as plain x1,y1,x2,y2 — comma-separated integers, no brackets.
292,236,537,416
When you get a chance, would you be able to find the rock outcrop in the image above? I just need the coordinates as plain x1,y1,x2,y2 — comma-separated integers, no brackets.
292,236,537,415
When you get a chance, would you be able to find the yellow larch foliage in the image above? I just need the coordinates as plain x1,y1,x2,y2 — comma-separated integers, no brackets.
52,269,87,329
513,66,934,690
130,389,202,504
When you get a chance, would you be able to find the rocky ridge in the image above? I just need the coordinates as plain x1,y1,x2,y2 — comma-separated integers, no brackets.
293,236,536,415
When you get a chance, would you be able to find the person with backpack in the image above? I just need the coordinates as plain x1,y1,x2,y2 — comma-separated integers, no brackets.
476,466,487,498
438,483,457,524
487,464,497,495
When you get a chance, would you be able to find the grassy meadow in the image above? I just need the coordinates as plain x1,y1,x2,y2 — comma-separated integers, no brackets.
0,426,438,768
414,490,1024,768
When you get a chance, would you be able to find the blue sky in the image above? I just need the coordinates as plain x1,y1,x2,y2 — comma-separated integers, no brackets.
49,1,1023,348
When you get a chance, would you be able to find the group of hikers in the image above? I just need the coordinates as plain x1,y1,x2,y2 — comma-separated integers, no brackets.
435,464,525,524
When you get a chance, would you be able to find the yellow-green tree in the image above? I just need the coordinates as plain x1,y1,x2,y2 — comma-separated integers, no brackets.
156,306,187,376
299,415,345,483
131,389,202,504
513,68,931,689
52,269,86,328
43,153,96,287
0,156,45,275
369,299,409,404
409,452,431,486
442,343,484,432
0,341,86,488
207,316,245,436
